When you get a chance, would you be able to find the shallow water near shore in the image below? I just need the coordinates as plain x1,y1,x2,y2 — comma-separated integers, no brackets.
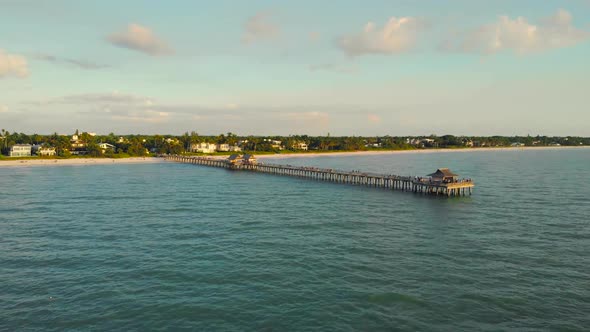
1,148,589,331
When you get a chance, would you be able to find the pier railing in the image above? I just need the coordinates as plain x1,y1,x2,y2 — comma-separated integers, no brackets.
164,155,474,197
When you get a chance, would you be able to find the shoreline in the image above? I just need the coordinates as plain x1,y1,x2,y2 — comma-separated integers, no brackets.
0,146,587,167
0,157,164,167
256,145,590,159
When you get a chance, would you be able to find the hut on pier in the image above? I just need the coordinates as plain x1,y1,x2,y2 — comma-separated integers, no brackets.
227,154,243,165
243,154,257,165
226,153,257,166
428,168,458,183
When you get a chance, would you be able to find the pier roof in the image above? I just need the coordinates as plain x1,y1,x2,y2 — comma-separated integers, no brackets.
228,154,240,161
428,168,458,178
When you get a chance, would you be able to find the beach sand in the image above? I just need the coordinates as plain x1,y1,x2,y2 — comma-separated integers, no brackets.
1,146,587,167
256,146,589,159
0,157,164,167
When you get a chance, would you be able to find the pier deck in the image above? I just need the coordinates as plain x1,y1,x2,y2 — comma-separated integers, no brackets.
165,155,474,197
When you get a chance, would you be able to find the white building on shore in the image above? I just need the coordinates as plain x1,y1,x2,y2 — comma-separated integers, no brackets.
217,144,230,152
292,141,308,151
10,144,32,157
32,144,57,156
191,142,217,153
98,142,116,152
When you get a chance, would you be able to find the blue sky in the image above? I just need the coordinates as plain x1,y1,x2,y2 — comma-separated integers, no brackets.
1,0,589,135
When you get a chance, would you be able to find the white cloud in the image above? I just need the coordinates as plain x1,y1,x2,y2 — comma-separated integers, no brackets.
446,9,589,54
243,12,280,44
0,49,29,78
107,23,172,56
338,17,425,56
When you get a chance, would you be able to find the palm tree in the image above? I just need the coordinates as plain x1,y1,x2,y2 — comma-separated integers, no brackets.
181,132,190,153
216,133,227,144
226,132,237,146
2,130,10,153
0,129,5,154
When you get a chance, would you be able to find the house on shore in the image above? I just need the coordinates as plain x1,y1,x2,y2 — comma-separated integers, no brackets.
407,138,437,148
70,134,87,155
191,142,217,153
71,135,84,147
292,141,308,151
264,139,284,150
165,138,179,144
98,142,116,153
9,144,32,157
365,142,382,148
32,144,56,156
38,147,56,156
217,143,230,152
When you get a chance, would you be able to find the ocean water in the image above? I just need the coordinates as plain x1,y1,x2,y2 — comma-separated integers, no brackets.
1,148,589,331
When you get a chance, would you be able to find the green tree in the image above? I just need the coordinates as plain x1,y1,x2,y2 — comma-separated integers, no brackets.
86,142,102,157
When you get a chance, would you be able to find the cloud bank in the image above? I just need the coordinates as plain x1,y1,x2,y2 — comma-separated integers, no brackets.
107,23,172,55
444,9,589,54
338,17,425,56
0,49,29,78
338,9,588,57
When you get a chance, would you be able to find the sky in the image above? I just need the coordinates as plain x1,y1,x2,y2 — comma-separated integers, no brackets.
1,0,590,136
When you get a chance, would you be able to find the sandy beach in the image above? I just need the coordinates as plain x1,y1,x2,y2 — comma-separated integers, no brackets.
256,146,590,159
0,157,164,167
1,146,587,167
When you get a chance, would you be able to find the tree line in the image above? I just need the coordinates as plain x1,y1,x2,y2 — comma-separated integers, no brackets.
1,129,588,157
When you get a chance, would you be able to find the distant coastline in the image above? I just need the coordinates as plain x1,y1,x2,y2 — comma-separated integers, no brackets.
256,145,590,159
0,157,163,167
1,146,588,167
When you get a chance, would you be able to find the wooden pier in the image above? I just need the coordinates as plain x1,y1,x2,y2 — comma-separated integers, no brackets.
165,155,474,197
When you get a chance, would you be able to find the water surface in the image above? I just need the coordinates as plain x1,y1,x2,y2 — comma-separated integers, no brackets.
1,149,589,331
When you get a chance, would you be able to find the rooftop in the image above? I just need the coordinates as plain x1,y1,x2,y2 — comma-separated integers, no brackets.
428,168,458,177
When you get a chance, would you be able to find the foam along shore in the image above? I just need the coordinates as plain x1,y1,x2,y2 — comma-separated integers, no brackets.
0,157,164,167
255,145,590,159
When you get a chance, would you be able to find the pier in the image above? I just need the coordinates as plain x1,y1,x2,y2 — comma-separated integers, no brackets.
165,155,474,197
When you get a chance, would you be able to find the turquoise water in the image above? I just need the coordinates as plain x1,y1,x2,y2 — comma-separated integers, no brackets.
1,148,589,331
